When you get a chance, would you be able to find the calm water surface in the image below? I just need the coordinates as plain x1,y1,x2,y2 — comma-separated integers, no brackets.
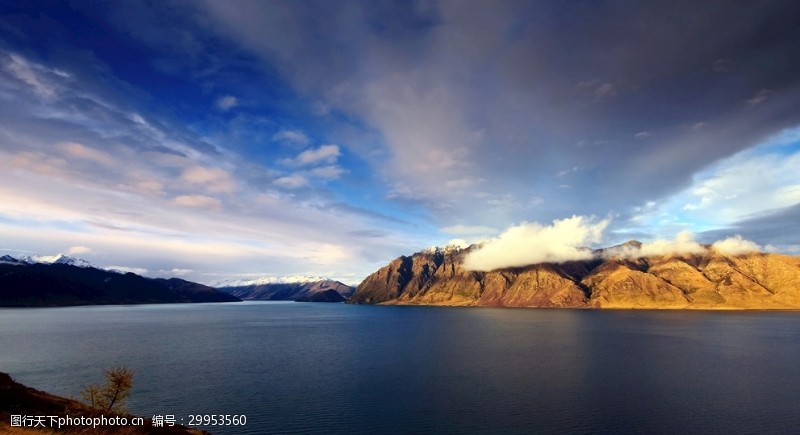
1,302,799,434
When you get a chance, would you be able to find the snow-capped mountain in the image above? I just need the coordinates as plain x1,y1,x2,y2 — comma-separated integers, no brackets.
209,275,325,288
0,255,25,265
13,253,95,268
215,278,355,301
422,240,471,255
0,256,240,307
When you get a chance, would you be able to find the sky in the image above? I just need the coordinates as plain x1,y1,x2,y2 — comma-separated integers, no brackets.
1,0,799,285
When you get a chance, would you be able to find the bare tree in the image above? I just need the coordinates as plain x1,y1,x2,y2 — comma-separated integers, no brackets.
80,366,134,413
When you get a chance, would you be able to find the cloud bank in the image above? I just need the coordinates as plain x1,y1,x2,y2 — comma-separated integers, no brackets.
607,231,764,259
464,221,766,271
712,235,762,255
462,216,609,271
604,231,706,258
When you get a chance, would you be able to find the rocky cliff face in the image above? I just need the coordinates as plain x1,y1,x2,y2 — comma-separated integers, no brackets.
349,245,800,309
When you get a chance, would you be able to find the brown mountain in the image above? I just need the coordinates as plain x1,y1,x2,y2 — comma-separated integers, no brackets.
348,244,800,309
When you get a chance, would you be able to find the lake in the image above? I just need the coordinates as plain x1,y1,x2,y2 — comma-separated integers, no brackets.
1,302,799,434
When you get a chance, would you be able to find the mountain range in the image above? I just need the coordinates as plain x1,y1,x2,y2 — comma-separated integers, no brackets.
216,279,355,302
348,242,800,309
0,253,354,307
1,254,93,268
0,255,239,307
5,244,800,309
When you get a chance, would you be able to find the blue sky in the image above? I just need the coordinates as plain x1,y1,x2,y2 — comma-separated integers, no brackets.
1,1,800,284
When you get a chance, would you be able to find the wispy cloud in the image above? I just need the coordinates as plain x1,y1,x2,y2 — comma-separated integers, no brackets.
57,142,116,166
308,165,346,180
0,48,425,283
272,129,310,146
272,174,309,189
173,194,222,209
3,52,59,98
745,89,771,107
216,95,238,111
181,166,237,193
279,144,340,167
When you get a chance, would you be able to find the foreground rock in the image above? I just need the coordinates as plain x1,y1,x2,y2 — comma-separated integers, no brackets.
0,372,204,434
349,245,800,309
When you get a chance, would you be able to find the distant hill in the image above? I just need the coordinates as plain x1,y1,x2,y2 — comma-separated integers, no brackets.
0,260,240,307
217,279,355,301
349,243,800,309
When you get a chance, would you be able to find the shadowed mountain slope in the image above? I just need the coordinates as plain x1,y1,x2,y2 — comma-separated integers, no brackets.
0,263,240,307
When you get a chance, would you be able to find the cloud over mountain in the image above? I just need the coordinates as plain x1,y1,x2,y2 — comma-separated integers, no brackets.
463,216,609,271
464,221,766,272
712,235,761,256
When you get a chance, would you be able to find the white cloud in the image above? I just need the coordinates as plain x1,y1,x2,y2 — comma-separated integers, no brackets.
712,235,761,255
639,231,706,256
273,174,309,189
606,233,764,258
604,231,707,258
635,131,651,139
133,179,165,195
172,194,222,209
216,95,238,111
10,151,67,177
279,144,340,167
67,246,92,255
308,165,346,180
462,216,609,271
57,142,116,166
631,135,800,237
272,129,310,145
680,151,800,222
765,244,800,255
3,53,58,98
181,166,236,193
